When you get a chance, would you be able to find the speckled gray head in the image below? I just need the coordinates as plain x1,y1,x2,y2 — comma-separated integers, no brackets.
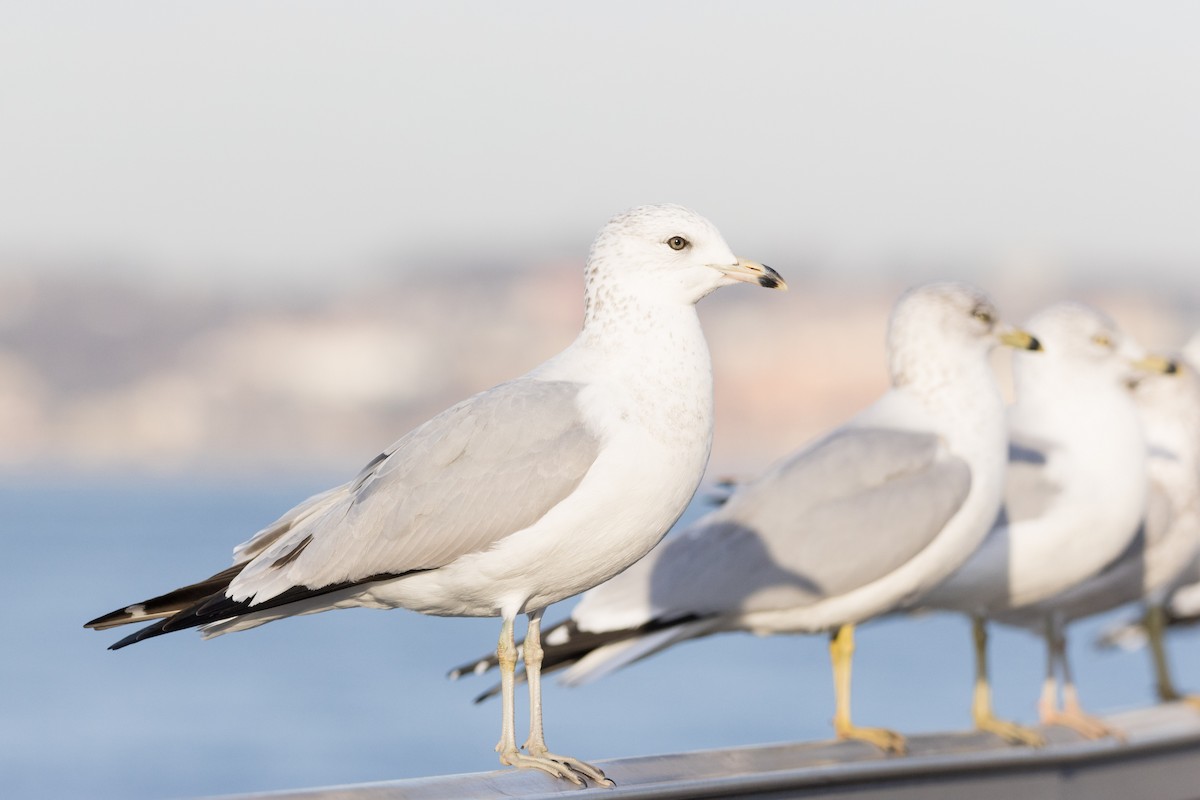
886,281,1039,386
583,204,785,316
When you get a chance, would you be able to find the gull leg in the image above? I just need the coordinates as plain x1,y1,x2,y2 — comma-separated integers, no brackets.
494,613,604,785
1036,616,1061,725
1146,605,1200,711
1038,618,1122,740
830,624,906,754
493,613,600,785
970,616,1043,746
494,616,522,764
521,609,614,787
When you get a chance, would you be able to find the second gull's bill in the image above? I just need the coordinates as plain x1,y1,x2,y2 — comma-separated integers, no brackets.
452,282,1038,754
84,203,787,786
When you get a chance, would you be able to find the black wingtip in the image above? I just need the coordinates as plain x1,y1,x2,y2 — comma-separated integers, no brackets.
107,618,173,650
85,608,134,630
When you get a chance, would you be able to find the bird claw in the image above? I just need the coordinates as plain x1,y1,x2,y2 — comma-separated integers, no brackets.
1039,706,1124,741
974,715,1045,747
835,724,908,755
499,746,614,787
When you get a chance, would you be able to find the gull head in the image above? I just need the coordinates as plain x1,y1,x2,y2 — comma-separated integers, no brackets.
1019,302,1176,389
1132,354,1200,449
887,282,1038,387
584,204,785,316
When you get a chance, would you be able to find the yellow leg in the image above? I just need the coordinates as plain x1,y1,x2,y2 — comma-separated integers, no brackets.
970,616,1043,746
830,624,907,754
1146,605,1200,712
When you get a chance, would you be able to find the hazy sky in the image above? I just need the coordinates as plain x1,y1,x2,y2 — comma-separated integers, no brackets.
3,1,1199,290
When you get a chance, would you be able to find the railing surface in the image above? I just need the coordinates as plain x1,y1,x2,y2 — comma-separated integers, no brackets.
215,702,1200,800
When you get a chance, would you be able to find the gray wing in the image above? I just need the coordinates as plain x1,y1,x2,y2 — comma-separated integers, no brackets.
998,438,1063,526
228,378,600,603
580,427,972,625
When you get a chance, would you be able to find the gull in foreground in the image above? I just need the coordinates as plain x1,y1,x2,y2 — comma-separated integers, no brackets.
916,303,1174,743
998,352,1200,717
85,203,786,786
452,282,1039,754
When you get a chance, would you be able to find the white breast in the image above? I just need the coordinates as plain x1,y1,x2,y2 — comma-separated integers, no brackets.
367,304,716,619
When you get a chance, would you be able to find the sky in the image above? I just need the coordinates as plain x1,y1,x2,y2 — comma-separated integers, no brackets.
3,1,1200,291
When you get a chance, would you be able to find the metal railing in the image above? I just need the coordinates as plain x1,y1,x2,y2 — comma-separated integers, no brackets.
215,702,1200,800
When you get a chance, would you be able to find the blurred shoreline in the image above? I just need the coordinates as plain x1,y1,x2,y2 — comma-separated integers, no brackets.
2,262,1197,480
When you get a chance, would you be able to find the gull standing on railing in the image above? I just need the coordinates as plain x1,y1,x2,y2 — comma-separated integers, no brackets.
85,204,787,787
996,348,1200,720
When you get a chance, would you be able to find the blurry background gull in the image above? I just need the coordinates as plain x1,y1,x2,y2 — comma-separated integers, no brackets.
913,303,1174,742
997,348,1200,725
1096,330,1200,707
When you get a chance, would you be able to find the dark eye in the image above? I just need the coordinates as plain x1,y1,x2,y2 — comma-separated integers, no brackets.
972,307,993,325
1092,333,1114,348
666,236,690,251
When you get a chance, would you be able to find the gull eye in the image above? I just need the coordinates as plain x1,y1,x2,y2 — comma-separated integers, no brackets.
666,236,690,251
972,307,994,325
1092,333,1114,348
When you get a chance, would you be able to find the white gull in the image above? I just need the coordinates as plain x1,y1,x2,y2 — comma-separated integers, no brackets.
998,351,1200,719
916,303,1174,743
85,203,786,786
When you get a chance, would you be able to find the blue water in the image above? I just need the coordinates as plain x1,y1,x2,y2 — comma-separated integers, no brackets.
2,477,1197,799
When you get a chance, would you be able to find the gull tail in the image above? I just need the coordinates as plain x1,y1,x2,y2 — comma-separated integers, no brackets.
558,619,714,686
84,561,265,650
86,564,406,651
448,614,715,703
84,564,244,633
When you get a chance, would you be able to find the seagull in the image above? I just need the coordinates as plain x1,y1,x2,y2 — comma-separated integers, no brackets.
84,203,787,787
996,351,1200,718
451,282,1039,754
1095,331,1200,710
916,303,1175,743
